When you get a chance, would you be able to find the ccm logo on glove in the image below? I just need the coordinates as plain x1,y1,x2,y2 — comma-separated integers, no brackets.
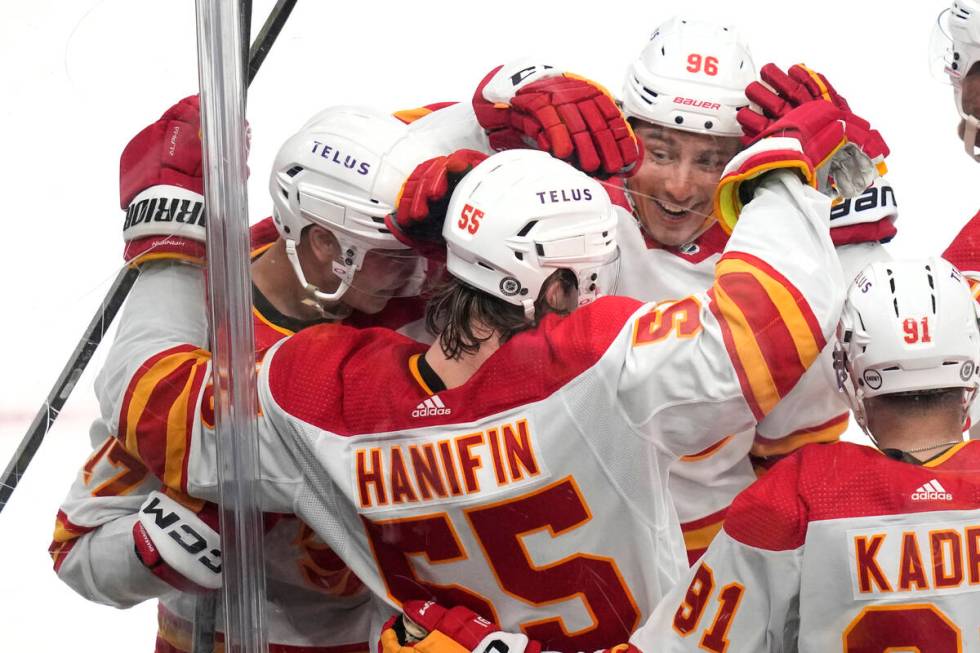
139,494,221,575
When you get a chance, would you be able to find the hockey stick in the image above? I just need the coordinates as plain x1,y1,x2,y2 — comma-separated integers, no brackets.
0,0,299,516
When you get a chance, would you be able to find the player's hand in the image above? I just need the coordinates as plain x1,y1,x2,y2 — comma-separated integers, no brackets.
472,62,640,178
132,491,222,593
119,95,208,266
715,99,889,233
384,150,488,262
738,64,889,178
379,601,541,653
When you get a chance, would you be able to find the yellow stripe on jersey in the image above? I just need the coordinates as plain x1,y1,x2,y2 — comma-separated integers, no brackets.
124,350,204,460
751,413,848,458
711,252,826,419
253,305,295,338
163,362,204,491
923,441,971,468
682,518,726,555
408,353,434,396
716,257,822,366
712,283,782,415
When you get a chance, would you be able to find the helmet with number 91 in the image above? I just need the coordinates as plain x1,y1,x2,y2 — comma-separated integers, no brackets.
621,17,756,137
443,149,620,319
270,106,445,308
834,257,980,433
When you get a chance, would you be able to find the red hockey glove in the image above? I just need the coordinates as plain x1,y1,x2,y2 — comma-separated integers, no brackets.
379,601,541,653
132,491,221,593
738,64,889,173
715,100,849,233
473,63,640,178
119,95,207,266
384,149,489,262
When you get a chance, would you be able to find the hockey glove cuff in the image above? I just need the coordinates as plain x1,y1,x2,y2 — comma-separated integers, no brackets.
385,149,489,262
473,62,639,178
133,491,221,593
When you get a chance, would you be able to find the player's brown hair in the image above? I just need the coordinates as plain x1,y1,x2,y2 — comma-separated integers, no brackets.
425,269,577,360
872,387,966,415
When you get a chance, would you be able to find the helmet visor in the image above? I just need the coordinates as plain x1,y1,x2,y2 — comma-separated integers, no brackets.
573,248,622,307
929,9,959,85
340,248,429,302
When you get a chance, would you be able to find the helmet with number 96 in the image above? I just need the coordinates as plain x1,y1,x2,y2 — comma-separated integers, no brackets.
621,17,756,137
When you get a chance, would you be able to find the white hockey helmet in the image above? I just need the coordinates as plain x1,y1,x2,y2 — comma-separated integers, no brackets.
443,149,620,319
621,17,756,137
269,106,444,306
930,1,980,159
834,257,980,432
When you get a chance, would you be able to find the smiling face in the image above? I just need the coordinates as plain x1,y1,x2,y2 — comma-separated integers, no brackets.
625,121,742,247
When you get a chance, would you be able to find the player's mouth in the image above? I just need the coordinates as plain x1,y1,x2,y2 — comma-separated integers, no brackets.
653,199,698,222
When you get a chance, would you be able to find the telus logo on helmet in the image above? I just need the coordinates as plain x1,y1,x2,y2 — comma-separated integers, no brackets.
535,188,594,204
309,140,371,175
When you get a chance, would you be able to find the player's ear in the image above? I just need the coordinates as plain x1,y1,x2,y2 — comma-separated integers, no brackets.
540,269,579,316
305,225,341,265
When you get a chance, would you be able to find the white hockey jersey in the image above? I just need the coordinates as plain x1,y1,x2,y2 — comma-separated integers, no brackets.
635,439,980,652
111,172,842,652
608,177,896,562
50,219,428,652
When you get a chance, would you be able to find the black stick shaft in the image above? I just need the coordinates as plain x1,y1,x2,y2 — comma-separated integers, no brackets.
247,0,297,86
0,266,139,512
0,0,299,518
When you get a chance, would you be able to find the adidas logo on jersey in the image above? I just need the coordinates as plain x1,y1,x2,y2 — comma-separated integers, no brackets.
911,479,952,501
412,395,451,418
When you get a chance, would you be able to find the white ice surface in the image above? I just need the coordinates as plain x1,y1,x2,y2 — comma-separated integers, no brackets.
1,0,976,650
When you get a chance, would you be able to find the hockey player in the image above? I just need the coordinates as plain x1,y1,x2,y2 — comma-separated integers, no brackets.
372,259,980,653
607,18,896,562
51,70,640,652
629,257,980,651
933,0,980,435
49,99,454,653
108,80,883,651
938,0,980,284
931,0,980,161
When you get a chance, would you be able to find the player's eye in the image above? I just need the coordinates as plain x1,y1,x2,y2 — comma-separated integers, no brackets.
696,153,727,171
646,147,673,163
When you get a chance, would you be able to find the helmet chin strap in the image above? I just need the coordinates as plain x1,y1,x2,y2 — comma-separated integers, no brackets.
284,238,353,320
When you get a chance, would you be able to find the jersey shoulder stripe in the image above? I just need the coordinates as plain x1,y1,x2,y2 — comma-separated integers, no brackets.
751,412,848,458
709,251,825,420
120,345,211,492
49,510,97,572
